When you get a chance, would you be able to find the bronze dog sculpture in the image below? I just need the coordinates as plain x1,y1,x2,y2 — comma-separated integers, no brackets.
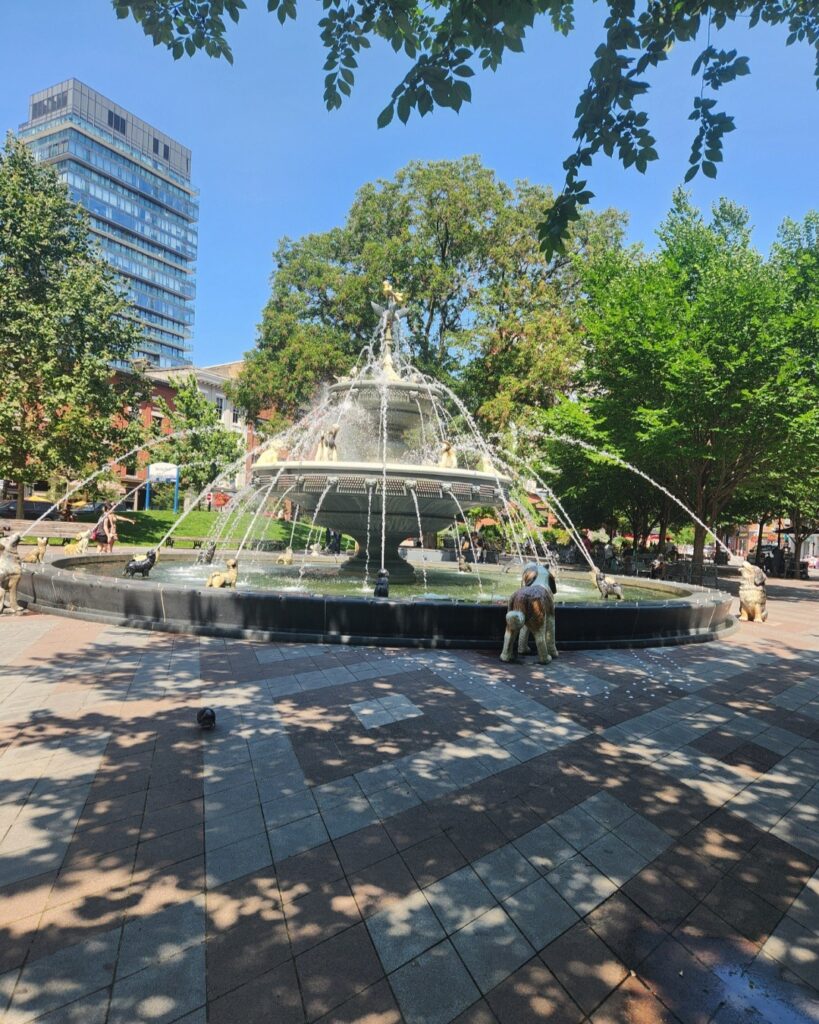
439,441,458,469
196,540,216,565
22,538,48,564
739,560,768,622
593,568,623,600
206,558,238,589
374,569,390,598
501,562,558,665
0,533,23,614
124,549,157,578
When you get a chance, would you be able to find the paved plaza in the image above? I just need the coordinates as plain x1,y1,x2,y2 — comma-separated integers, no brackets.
1,579,818,1023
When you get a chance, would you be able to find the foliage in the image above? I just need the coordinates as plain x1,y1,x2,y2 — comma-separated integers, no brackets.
0,135,147,515
232,156,623,423
150,374,245,495
113,1,819,254
564,191,819,565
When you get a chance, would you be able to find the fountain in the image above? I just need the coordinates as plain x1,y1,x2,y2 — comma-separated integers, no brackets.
16,282,735,649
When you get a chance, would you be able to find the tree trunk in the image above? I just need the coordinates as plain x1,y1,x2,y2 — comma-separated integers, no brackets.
691,522,707,585
754,515,766,564
16,489,24,519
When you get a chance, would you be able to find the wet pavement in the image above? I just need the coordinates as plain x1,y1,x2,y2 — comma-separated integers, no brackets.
1,576,818,1023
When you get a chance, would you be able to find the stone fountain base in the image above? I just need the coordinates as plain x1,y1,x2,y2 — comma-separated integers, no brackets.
338,533,417,581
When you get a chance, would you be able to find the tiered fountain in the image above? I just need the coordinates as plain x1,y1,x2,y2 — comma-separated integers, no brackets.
17,283,735,648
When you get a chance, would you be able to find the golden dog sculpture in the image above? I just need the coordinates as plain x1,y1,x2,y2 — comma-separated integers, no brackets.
316,425,339,462
0,533,23,614
64,530,91,556
739,560,768,622
439,441,458,469
276,546,294,565
501,562,558,665
22,538,48,564
206,558,238,589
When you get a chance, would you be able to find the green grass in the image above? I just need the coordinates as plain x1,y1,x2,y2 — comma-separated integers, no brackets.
114,509,345,550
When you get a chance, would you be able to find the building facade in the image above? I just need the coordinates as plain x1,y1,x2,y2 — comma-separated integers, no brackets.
19,79,198,368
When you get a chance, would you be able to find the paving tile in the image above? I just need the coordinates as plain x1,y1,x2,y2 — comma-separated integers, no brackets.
262,790,317,830
350,853,419,919
485,957,585,1024
583,832,649,887
333,823,396,875
401,833,467,888
541,921,628,1016
761,914,819,990
590,974,680,1023
673,904,759,969
207,960,303,1024
586,894,666,969
639,937,726,1024
502,877,579,952
108,942,205,1024
117,897,205,978
366,889,445,972
296,921,384,1020
321,796,378,840
425,866,497,934
451,906,534,995
206,905,291,1000
546,854,618,916
579,791,635,830
206,832,272,889
269,813,329,863
549,805,608,850
622,867,698,932
613,815,673,861
314,978,401,1024
703,875,783,944
513,824,576,875
284,877,362,955
388,939,481,1024
276,842,344,904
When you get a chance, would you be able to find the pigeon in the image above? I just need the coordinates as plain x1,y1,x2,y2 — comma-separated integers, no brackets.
196,707,216,730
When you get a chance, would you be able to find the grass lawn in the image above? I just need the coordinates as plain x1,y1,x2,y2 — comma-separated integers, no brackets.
114,510,346,550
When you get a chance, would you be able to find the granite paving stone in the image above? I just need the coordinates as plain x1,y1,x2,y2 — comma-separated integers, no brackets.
450,906,534,994
425,866,498,933
472,842,540,901
546,854,619,916
388,939,481,1024
502,877,579,951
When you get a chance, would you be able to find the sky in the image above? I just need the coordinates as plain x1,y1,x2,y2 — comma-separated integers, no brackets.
1,1,817,367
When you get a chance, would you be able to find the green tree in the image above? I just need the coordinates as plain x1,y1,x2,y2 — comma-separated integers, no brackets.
113,1,818,253
0,135,146,517
231,156,622,423
574,190,817,572
152,375,245,495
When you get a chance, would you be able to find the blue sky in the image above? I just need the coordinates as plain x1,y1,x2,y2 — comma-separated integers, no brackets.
2,2,816,366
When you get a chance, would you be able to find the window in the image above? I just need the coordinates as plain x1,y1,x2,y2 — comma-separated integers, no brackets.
215,397,224,416
153,138,159,155
31,91,67,120
163,143,170,161
107,110,127,135
232,408,240,424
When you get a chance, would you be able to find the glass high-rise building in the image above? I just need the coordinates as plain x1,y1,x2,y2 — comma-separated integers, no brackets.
19,79,198,367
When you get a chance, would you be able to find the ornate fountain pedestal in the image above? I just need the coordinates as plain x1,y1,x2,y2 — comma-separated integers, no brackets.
253,461,511,582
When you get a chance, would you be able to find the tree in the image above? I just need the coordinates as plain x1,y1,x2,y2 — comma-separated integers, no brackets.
152,375,244,495
230,156,622,423
0,135,147,516
574,190,817,573
113,1,819,253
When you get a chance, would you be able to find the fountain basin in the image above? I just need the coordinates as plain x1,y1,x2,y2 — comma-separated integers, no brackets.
19,555,736,650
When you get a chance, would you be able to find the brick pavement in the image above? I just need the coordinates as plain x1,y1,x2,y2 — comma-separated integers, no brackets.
1,577,818,1022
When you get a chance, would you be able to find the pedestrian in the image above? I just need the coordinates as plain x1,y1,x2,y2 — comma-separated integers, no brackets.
101,502,135,555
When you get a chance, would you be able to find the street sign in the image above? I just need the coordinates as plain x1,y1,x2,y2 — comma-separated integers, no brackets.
148,462,179,482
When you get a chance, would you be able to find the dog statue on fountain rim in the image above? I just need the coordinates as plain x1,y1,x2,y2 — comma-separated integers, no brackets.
501,561,558,665
739,560,768,622
196,540,217,565
206,558,238,589
124,549,157,579
63,529,91,556
439,441,458,469
276,546,294,565
593,568,623,601
22,538,48,564
0,533,23,614
316,425,339,463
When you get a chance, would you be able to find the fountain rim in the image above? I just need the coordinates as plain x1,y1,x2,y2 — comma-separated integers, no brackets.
252,460,513,484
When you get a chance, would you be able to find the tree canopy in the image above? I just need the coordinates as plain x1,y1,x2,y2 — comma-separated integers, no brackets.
0,135,147,515
228,155,623,424
114,1,819,253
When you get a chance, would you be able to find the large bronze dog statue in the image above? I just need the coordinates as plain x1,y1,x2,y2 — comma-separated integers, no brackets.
0,533,23,614
501,562,558,665
739,560,768,622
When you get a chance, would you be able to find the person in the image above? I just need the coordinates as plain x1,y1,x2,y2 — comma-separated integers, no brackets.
100,502,135,555
763,551,774,575
772,546,785,578
603,540,614,569
650,553,666,579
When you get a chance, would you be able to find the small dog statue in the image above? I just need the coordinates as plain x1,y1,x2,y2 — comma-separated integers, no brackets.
308,542,323,557
196,540,216,565
457,556,473,573
439,441,458,469
316,425,340,462
276,546,294,566
196,707,216,730
206,558,238,589
374,569,390,598
124,549,157,578
501,561,557,665
593,568,623,600
0,533,23,614
64,529,91,556
22,538,48,564
739,560,768,622
515,563,557,656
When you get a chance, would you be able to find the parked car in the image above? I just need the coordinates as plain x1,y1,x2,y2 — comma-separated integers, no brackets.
0,500,60,520
71,501,107,521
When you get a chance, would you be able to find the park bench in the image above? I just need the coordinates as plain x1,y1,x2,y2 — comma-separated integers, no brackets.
0,520,89,544
163,535,205,549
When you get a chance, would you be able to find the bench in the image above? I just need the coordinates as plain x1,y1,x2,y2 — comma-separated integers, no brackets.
0,520,89,544
163,535,205,549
